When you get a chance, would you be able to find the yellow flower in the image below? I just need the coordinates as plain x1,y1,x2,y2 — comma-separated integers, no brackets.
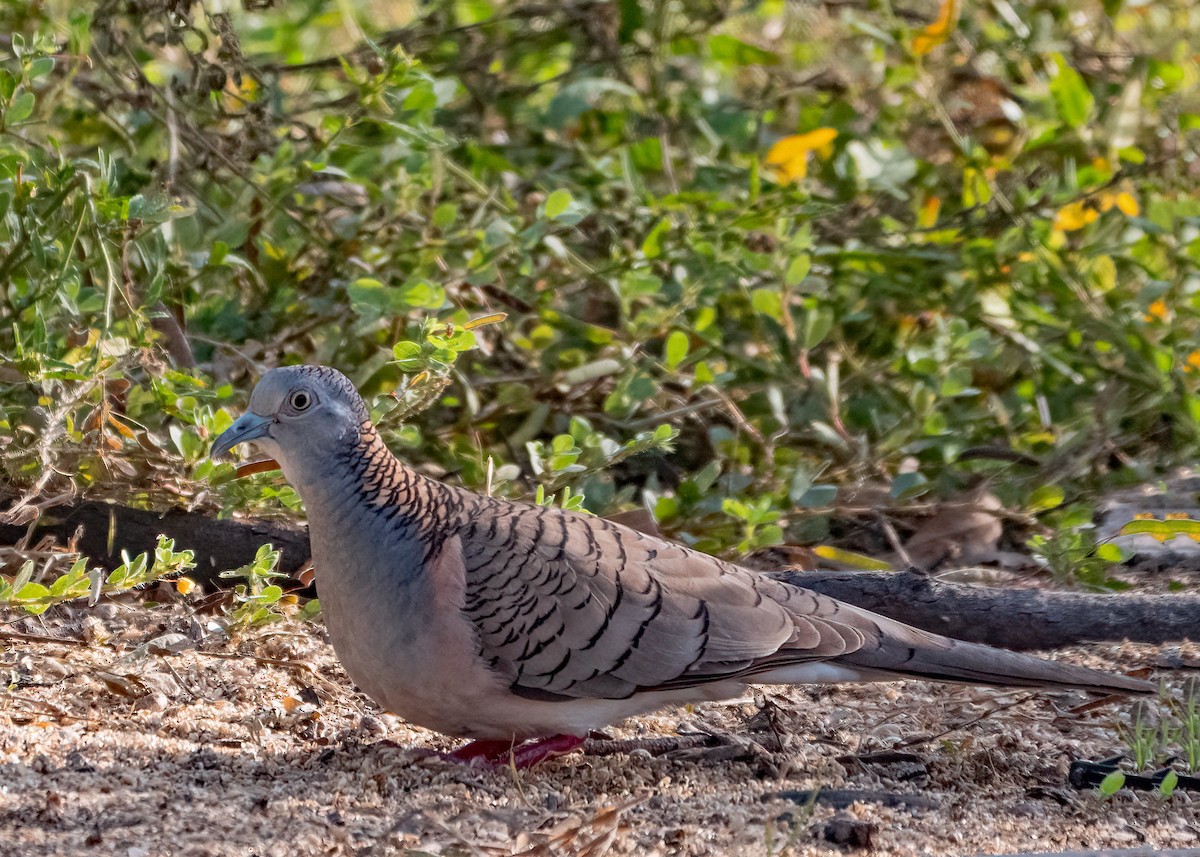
913,0,959,55
1144,299,1169,323
765,128,838,183
1187,350,1200,373
1053,201,1099,231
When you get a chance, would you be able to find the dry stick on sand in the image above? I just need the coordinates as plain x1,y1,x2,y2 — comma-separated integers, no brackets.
3,498,1198,651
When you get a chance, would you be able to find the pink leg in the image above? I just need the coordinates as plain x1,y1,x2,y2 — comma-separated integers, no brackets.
447,734,585,769
510,734,585,769
447,739,516,763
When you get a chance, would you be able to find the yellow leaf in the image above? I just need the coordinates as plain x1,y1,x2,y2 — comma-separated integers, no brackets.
463,312,508,330
106,413,136,440
1115,191,1139,217
1053,201,1098,231
765,129,839,184
812,545,893,570
913,0,958,55
918,196,942,228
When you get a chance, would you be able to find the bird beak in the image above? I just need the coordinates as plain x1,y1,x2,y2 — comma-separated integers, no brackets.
211,412,273,460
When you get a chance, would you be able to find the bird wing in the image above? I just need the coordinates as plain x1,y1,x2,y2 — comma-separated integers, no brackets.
455,498,871,700
453,495,1152,699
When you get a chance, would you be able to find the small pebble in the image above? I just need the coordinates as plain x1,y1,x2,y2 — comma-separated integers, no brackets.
358,715,387,738
134,692,170,713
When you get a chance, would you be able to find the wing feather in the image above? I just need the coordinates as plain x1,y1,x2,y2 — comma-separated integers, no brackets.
456,498,875,699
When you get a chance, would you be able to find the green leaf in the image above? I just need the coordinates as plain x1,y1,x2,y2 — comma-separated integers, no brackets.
1158,769,1178,798
618,0,643,42
483,218,516,248
891,471,929,500
396,279,446,309
1050,54,1094,128
1119,517,1200,542
543,189,573,220
802,309,833,349
799,484,838,508
347,277,389,317
28,57,55,79
544,78,637,128
1094,542,1124,562
708,34,779,66
432,203,458,229
392,341,422,360
15,582,51,601
751,288,784,323
641,217,671,258
1098,770,1125,796
722,498,751,520
1029,484,1065,512
664,330,689,370
630,137,662,172
785,254,812,286
5,90,35,124
620,271,662,300
1059,504,1094,528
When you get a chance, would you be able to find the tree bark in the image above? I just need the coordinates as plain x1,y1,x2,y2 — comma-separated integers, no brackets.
776,569,1199,651
3,499,1198,651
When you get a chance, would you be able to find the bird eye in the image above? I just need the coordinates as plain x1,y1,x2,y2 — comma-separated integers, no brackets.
289,390,312,411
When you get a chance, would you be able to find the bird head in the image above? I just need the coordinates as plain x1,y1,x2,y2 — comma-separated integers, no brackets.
211,365,369,488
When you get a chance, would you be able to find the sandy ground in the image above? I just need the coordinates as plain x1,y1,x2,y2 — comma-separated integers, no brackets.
0,598,1196,857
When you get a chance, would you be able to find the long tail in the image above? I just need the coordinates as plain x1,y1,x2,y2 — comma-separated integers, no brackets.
838,613,1154,694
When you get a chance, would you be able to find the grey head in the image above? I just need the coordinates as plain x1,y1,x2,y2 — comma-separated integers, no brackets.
211,365,370,491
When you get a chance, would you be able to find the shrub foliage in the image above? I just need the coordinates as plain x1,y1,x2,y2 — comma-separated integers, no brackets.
2,0,1200,556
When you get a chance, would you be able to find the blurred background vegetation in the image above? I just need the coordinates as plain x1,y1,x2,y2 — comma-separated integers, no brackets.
2,0,1200,573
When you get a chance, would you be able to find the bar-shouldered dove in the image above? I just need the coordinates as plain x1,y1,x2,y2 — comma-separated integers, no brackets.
212,365,1153,767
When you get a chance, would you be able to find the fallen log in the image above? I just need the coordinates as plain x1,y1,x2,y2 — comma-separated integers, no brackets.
0,499,310,577
776,568,1199,651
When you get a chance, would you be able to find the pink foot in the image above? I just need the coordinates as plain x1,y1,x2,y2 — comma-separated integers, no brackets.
447,734,585,769
511,734,585,769
447,739,517,764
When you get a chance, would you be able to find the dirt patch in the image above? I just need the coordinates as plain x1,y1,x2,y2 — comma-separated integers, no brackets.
0,601,1195,856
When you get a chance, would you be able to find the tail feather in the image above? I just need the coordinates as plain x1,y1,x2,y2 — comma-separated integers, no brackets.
840,615,1154,695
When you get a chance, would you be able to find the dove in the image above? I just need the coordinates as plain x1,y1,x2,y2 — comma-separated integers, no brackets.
211,365,1153,768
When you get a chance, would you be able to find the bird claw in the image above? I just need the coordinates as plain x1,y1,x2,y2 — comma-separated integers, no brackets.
446,734,585,770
